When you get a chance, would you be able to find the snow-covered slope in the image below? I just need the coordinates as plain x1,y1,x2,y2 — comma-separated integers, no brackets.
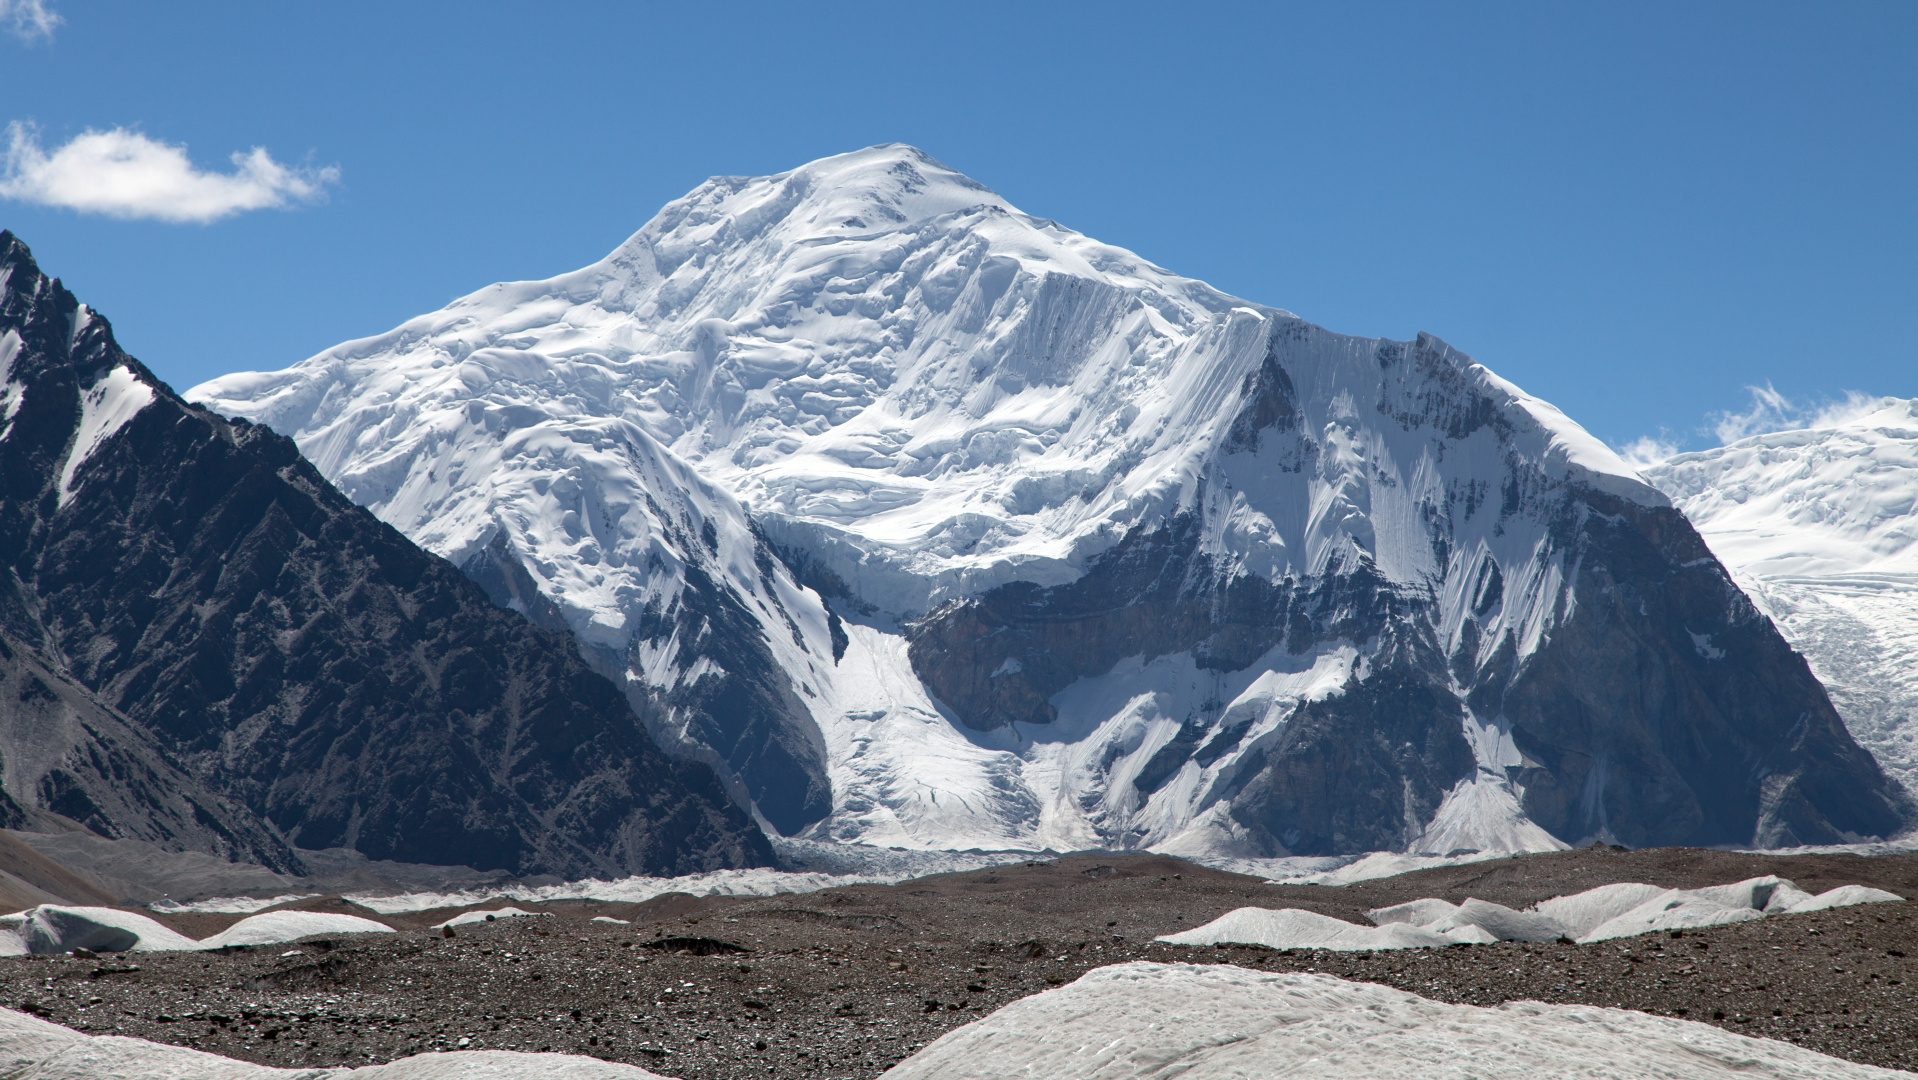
889,963,1900,1080
1646,399,1918,799
192,146,1911,858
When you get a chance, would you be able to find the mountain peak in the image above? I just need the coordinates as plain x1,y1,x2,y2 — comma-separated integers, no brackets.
194,151,1910,860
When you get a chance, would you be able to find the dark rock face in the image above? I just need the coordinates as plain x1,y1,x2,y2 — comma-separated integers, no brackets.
466,520,834,839
1225,638,1477,855
0,232,771,877
907,521,1481,855
906,334,1914,855
0,625,294,868
624,554,832,837
1492,491,1911,849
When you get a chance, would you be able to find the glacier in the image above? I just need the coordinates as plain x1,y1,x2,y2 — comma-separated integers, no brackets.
192,145,1911,861
1646,398,1918,800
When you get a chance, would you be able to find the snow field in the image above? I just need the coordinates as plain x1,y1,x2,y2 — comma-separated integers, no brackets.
1158,876,1903,951
0,905,393,955
887,962,1903,1079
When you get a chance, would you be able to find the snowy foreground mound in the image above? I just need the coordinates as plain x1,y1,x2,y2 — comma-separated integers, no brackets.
891,962,1900,1080
0,906,392,955
1645,398,1918,802
0,1004,664,1079
1159,876,1903,951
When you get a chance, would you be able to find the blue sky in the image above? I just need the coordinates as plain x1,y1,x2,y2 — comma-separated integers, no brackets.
2,0,1912,456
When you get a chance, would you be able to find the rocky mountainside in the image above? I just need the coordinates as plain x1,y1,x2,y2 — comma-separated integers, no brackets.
194,146,1914,858
1645,399,1918,803
0,231,771,878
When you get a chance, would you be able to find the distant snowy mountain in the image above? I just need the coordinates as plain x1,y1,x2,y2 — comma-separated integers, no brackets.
1646,399,1918,801
192,145,1912,858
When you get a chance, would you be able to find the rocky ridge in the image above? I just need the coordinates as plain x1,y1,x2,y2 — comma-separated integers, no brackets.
0,231,771,879
1646,399,1918,804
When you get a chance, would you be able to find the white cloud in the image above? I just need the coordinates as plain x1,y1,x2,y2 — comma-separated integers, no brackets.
1708,384,1896,444
1614,434,1678,471
1709,382,1796,443
1,0,59,43
1805,390,1900,430
0,122,339,224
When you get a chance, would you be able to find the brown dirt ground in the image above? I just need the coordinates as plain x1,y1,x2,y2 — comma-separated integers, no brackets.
3,847,1917,1077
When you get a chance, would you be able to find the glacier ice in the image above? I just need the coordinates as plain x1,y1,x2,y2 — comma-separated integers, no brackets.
0,1002,667,1078
1155,875,1901,951
889,962,1902,1080
0,904,394,954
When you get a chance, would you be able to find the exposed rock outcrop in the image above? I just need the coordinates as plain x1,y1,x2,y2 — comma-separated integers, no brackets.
0,232,771,878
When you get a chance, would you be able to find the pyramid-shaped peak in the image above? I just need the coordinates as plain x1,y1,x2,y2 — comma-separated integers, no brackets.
751,143,993,201
644,144,1021,252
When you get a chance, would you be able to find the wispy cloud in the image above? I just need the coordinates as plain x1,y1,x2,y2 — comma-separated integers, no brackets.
1709,384,1895,444
1,0,59,43
0,122,339,224
1614,434,1678,471
1613,386,1896,465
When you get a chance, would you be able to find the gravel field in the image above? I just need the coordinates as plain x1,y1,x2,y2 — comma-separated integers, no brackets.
2,847,1916,1077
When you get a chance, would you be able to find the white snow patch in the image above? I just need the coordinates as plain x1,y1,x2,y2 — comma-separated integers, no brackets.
1157,907,1494,950
0,905,200,954
433,906,550,929
1409,772,1571,858
1785,884,1907,913
0,904,393,954
197,911,394,949
0,328,24,440
149,894,319,915
1158,875,1901,951
57,364,153,506
889,962,1899,1080
0,1001,669,1078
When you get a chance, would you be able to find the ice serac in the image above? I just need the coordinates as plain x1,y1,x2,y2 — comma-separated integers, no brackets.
192,145,1914,858
0,231,771,878
1645,399,1918,804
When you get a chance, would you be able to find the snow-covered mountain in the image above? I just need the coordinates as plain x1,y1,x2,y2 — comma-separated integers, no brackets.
1646,399,1918,801
192,145,1912,858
